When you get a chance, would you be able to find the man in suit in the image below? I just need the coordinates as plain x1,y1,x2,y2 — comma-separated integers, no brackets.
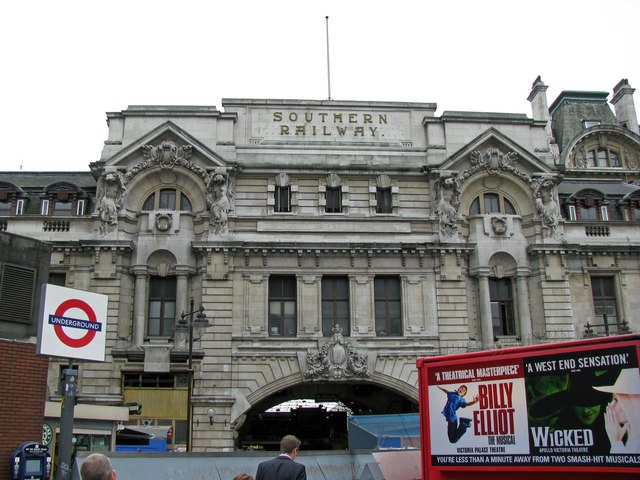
255,435,306,480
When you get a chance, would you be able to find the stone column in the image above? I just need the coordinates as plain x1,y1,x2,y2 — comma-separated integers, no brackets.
477,274,494,349
175,269,189,319
516,271,533,345
132,265,148,346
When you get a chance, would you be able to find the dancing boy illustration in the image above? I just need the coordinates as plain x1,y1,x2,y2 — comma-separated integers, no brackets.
438,385,479,443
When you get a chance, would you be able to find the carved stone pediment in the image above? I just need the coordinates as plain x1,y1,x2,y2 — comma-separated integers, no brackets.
304,325,370,379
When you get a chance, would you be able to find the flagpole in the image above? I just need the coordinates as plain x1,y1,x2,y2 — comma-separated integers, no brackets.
325,16,332,100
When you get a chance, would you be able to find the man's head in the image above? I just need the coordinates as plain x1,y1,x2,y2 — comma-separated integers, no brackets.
280,434,302,458
80,453,116,480
457,385,468,397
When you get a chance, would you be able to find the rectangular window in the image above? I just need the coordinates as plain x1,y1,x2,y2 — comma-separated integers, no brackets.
269,275,296,337
322,276,350,336
53,201,72,216
148,276,176,337
579,205,598,221
600,206,609,221
325,187,342,213
376,188,392,214
0,201,11,215
483,193,500,213
76,199,85,216
48,272,67,286
374,276,401,336
40,199,50,215
591,277,618,330
275,186,291,213
15,199,24,215
489,278,516,337
159,189,176,210
567,205,577,221
123,373,183,388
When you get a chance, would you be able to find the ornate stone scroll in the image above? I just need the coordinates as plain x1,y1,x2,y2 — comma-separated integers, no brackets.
304,324,370,379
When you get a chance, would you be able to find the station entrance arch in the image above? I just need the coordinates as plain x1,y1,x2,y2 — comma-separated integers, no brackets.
236,382,418,450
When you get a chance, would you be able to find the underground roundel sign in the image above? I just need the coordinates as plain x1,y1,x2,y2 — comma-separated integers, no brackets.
37,284,109,361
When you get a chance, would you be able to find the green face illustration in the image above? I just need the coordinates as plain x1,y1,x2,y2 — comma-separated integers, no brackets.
572,404,601,425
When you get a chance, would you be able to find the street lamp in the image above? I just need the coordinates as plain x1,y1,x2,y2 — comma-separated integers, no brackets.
178,298,210,452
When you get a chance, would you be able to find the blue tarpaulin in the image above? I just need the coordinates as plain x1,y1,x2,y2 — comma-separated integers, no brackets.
347,413,420,449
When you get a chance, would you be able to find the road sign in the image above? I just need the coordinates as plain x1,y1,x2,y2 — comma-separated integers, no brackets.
37,284,108,361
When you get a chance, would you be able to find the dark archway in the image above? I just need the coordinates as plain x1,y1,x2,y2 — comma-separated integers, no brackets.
236,382,418,451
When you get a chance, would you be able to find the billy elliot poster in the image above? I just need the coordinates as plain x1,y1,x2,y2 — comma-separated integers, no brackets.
426,344,640,469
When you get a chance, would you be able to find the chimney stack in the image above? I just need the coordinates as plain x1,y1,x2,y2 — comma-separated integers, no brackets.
611,79,639,135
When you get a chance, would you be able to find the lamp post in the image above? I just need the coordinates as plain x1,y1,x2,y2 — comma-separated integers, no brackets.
178,298,210,452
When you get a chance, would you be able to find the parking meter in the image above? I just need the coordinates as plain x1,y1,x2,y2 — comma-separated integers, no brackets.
10,442,51,480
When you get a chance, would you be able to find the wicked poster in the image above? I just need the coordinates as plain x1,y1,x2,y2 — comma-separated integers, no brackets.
427,344,640,469
524,344,640,467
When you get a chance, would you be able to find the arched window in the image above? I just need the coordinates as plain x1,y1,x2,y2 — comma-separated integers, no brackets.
142,189,192,211
469,193,517,215
586,147,622,168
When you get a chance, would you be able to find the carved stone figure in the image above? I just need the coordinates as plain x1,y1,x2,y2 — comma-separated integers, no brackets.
434,176,460,239
533,178,561,239
95,171,126,235
207,173,233,235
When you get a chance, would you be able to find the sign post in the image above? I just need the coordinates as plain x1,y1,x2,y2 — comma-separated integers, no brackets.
37,284,108,480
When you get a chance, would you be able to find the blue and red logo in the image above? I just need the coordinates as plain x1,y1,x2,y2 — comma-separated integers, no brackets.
48,299,102,348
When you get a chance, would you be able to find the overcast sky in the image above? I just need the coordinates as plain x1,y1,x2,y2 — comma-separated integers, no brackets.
2,0,639,172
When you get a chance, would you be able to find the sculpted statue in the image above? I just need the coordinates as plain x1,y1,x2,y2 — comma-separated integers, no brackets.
434,175,460,239
206,173,233,235
533,178,561,239
95,171,126,235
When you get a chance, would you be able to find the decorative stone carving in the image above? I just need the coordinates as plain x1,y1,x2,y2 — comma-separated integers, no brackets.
457,148,531,187
155,213,173,232
626,149,639,169
532,176,562,239
574,146,587,168
275,172,290,187
142,140,193,170
207,172,233,235
304,324,370,379
123,141,208,184
490,216,508,235
95,171,126,236
434,175,460,239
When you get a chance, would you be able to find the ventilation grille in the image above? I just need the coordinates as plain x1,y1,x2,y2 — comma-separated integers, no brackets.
0,263,36,324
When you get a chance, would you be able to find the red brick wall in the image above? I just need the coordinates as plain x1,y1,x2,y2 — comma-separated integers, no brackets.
0,339,49,477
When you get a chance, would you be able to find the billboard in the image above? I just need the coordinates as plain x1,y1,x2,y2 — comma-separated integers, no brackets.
37,284,108,361
418,336,640,477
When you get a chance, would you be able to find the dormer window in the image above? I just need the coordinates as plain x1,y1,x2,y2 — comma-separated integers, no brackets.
0,186,26,215
583,120,601,128
565,191,611,221
42,185,86,216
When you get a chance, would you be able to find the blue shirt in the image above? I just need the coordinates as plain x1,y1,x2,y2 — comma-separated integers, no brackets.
442,390,467,423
